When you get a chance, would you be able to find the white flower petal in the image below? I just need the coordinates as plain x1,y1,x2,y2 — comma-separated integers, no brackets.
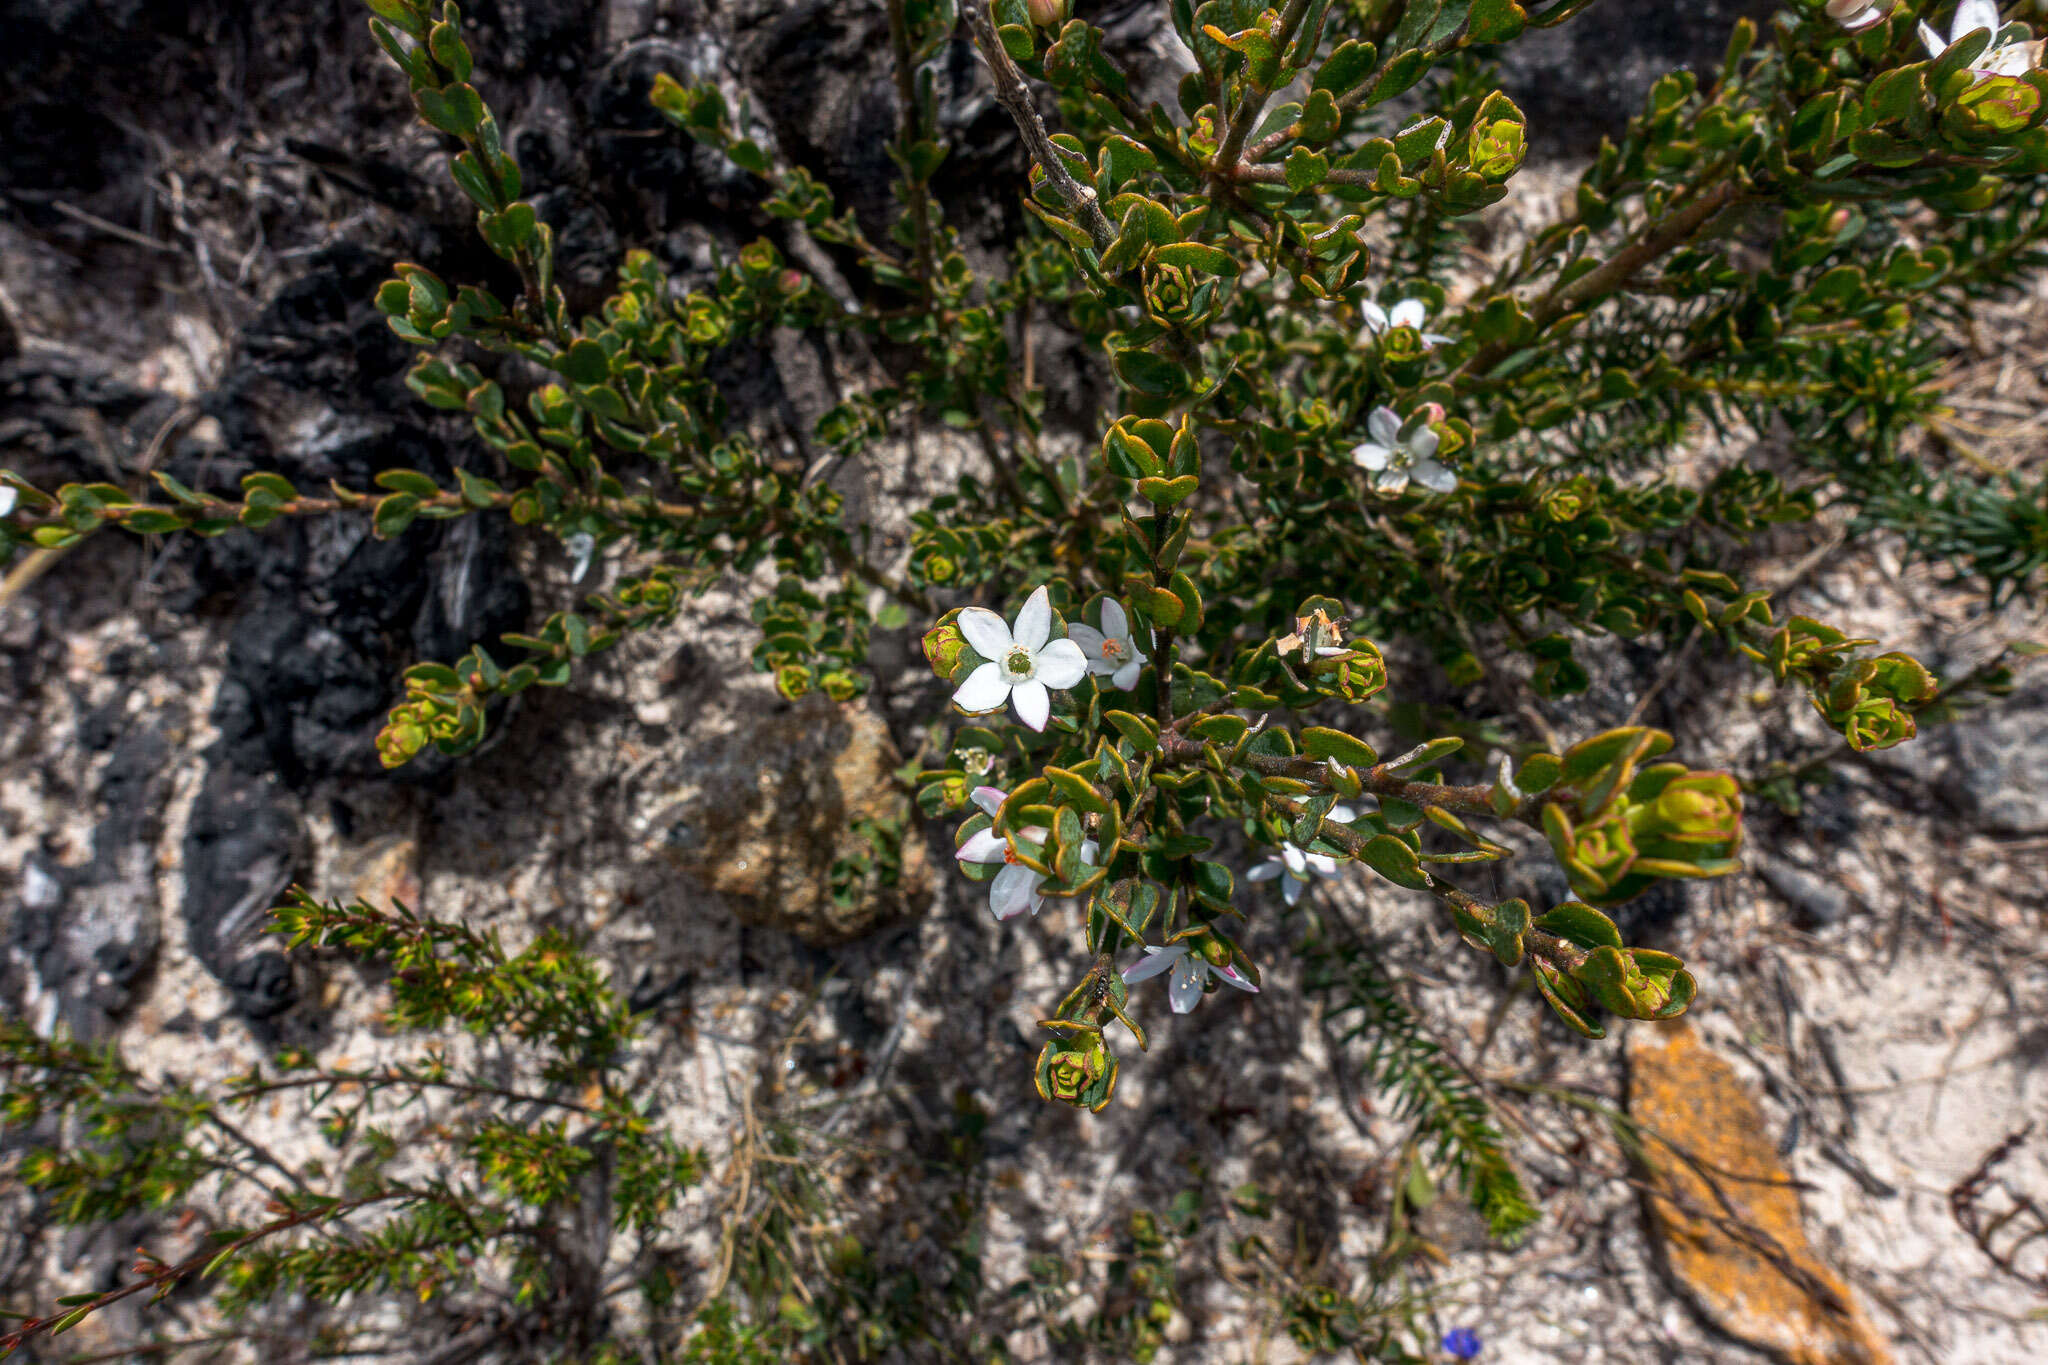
1123,943,1187,984
1214,961,1260,993
1283,875,1305,905
1012,585,1053,653
1067,623,1108,662
1390,298,1428,330
1304,852,1343,878
1078,839,1100,867
971,786,1007,819
1920,17,1949,54
1361,300,1389,334
1331,804,1357,823
1112,659,1144,691
1367,406,1401,446
1373,468,1411,494
1409,425,1440,461
1956,0,2000,41
1011,677,1051,731
990,862,1044,920
1167,954,1206,1013
1423,331,1456,348
957,829,1008,864
0,488,15,518
1351,442,1392,471
1247,859,1284,882
1033,638,1089,690
1282,845,1308,876
957,607,1012,662
1100,598,1129,640
1412,459,1459,494
1982,40,2034,72
953,661,1011,714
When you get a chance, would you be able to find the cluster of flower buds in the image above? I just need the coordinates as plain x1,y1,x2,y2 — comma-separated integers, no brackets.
1536,728,1743,906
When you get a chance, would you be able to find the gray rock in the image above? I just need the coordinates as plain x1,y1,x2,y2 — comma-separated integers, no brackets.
1937,679,2048,835
1755,854,1851,928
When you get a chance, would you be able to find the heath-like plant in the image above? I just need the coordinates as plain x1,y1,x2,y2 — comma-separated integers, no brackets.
4,0,2047,1319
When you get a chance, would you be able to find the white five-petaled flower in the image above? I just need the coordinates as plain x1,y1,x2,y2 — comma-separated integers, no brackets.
1920,0,2038,73
1350,406,1458,495
1068,598,1148,691
953,586,1090,732
1826,0,1888,30
1360,297,1456,350
1122,941,1260,1014
1248,804,1356,905
955,785,1098,921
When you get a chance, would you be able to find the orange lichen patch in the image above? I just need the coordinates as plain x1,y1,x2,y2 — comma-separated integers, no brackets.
1625,1020,1894,1365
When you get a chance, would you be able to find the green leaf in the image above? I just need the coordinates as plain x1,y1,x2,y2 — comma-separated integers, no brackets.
119,509,187,534
1358,834,1429,889
1142,586,1186,626
562,338,612,385
1302,727,1378,767
1149,241,1238,275
1367,48,1432,107
1383,737,1463,774
1533,901,1624,951
373,493,422,540
1312,39,1378,94
1284,146,1329,192
1105,710,1161,751
1045,765,1110,815
1190,714,1249,743
241,472,298,501
375,468,442,497
414,82,484,136
1189,859,1234,910
1137,474,1199,506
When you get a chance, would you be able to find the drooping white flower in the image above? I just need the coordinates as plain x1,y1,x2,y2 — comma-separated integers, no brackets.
955,786,1099,921
565,531,597,583
1826,0,1888,30
1349,406,1458,495
1122,941,1260,1013
1360,296,1455,350
1920,0,2038,73
952,586,1090,732
1067,598,1147,691
1247,804,1356,905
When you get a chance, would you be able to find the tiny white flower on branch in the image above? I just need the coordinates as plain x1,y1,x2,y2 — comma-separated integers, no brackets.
1920,0,2038,72
1360,297,1455,349
1122,941,1260,1014
1350,406,1458,495
952,585,1089,731
1068,597,1148,691
955,785,1099,921
1248,804,1356,905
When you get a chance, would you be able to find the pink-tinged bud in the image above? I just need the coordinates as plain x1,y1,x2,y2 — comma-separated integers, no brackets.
1026,0,1070,25
1419,401,1446,425
1825,207,1853,234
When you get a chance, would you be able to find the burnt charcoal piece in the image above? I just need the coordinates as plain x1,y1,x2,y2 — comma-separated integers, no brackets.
172,245,532,786
181,760,302,1020
1484,0,1781,159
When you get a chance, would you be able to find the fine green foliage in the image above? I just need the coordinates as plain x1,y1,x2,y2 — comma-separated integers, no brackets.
1307,932,1538,1241
4,0,2048,1348
0,894,703,1360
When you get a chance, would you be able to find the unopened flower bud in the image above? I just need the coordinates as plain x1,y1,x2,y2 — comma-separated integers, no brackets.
1027,0,1070,26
